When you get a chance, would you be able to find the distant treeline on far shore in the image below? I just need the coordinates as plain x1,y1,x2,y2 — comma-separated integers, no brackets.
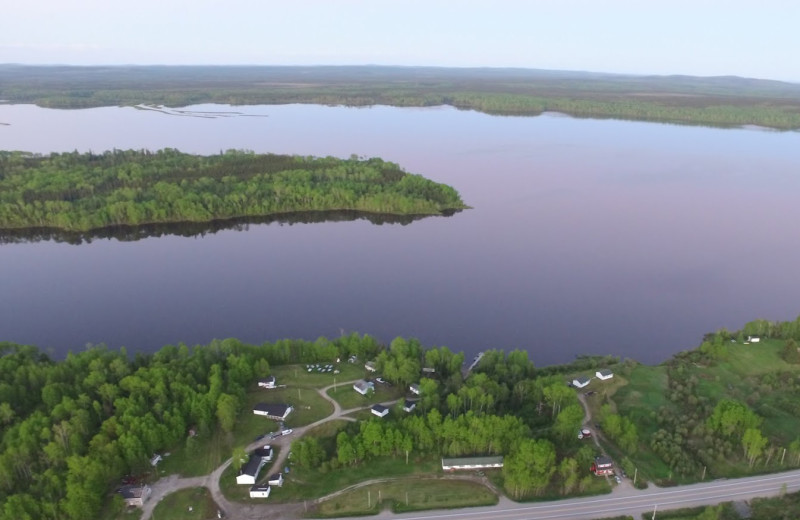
3,65,800,129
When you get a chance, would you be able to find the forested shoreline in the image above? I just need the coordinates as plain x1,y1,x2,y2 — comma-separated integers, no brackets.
3,314,800,518
3,65,800,129
0,149,467,233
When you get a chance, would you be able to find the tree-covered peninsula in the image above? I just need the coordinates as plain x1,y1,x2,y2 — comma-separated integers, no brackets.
0,149,467,232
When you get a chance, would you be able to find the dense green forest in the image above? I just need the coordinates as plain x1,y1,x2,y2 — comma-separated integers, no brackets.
2,65,800,129
0,149,467,232
0,334,617,519
4,315,800,518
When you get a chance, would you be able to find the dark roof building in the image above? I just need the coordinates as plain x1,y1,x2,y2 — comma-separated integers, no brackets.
371,404,389,417
118,485,151,507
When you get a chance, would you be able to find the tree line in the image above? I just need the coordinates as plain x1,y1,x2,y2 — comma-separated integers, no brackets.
0,334,382,520
0,149,467,232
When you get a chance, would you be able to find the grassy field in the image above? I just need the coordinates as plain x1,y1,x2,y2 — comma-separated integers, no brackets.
607,339,800,484
150,487,220,520
326,383,404,411
310,478,498,517
158,429,238,478
305,420,351,438
271,363,367,388
270,456,442,502
98,499,144,520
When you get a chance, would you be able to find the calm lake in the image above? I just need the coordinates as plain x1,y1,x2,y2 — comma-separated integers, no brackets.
1,103,799,365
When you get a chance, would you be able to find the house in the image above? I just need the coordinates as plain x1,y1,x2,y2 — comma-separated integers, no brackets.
249,484,271,498
403,400,416,413
442,456,504,471
409,383,421,395
572,376,591,389
149,454,162,467
268,473,284,487
118,485,151,507
747,336,761,343
353,380,375,395
254,445,273,462
237,454,267,485
365,361,377,372
596,369,614,381
371,404,389,418
592,456,614,476
422,367,436,374
253,403,293,421
258,376,276,389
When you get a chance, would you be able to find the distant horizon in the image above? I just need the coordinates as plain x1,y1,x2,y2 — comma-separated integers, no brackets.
2,62,798,85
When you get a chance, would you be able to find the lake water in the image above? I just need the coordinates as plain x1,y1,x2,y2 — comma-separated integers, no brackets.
1,103,799,365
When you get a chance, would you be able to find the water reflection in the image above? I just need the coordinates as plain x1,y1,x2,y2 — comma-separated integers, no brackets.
0,210,457,245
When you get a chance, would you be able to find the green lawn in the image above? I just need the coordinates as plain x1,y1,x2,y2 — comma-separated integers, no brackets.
243,385,334,431
97,498,144,520
270,456,442,503
272,363,367,388
607,340,800,484
151,487,219,520
158,429,237,478
159,380,334,478
305,420,351,439
326,384,403,411
310,478,498,517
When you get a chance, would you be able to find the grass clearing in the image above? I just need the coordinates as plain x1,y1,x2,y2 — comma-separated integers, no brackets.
158,429,235,478
310,478,497,517
305,420,350,438
326,384,403,411
271,363,366,389
151,487,219,520
271,456,441,502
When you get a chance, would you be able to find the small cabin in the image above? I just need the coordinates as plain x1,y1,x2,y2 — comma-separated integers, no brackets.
409,383,421,395
371,404,389,418
403,400,416,413
249,485,271,498
572,376,591,389
258,376,276,389
596,369,613,381
353,380,375,395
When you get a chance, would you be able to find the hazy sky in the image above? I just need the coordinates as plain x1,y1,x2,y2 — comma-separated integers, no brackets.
1,0,798,81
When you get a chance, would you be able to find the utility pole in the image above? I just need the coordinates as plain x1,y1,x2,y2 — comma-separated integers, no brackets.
782,447,787,465
652,503,657,520
701,466,706,480
368,490,371,508
633,467,638,487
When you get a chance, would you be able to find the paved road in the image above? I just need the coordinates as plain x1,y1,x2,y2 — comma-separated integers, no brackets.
141,377,800,520
350,469,800,520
